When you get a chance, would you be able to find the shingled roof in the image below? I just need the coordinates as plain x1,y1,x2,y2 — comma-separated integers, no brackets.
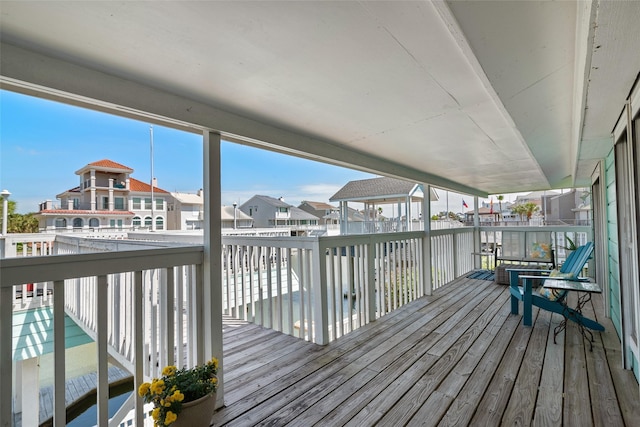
243,195,291,208
330,177,429,203
300,201,337,210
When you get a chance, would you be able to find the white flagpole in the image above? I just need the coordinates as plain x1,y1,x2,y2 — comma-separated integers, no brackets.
150,126,155,231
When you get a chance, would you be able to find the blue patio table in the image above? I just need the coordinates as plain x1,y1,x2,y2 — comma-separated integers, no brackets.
542,279,604,351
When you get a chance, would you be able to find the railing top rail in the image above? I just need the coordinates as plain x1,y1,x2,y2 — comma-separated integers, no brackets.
319,230,424,247
429,227,475,236
1,245,204,287
477,225,592,233
222,235,318,249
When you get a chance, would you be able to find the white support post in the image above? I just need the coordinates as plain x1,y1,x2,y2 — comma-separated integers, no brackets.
406,196,411,231
311,239,329,345
96,274,109,426
203,131,223,407
340,201,347,235
53,280,66,427
21,357,40,427
422,185,433,296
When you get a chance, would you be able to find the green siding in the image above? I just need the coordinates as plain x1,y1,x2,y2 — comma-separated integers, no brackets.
605,149,623,339
12,307,93,361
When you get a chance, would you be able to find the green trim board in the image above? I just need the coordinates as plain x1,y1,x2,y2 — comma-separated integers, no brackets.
605,148,623,339
12,307,93,361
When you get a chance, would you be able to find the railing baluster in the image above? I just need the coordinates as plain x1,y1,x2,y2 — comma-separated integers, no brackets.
327,247,336,340
166,267,175,367
366,239,376,324
187,265,196,368
258,246,264,327
298,248,305,339
337,247,344,338
150,270,159,377
176,266,185,367
286,247,293,335
267,247,273,329
240,245,247,320
224,246,231,315
248,246,255,323
305,249,313,339
276,247,283,331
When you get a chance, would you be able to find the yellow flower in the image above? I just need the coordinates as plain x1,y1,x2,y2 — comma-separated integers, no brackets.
138,382,150,397
165,411,178,425
208,357,219,370
162,365,177,377
150,379,165,395
172,390,184,402
151,407,161,420
211,376,218,385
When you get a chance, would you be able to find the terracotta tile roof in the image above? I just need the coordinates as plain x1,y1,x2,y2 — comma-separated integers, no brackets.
129,178,170,194
88,159,134,171
39,210,134,215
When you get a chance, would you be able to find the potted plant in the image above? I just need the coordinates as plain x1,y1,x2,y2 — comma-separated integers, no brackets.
138,357,218,426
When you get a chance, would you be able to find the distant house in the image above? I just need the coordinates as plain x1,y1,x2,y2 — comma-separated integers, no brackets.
168,191,255,230
37,159,170,231
298,201,339,225
240,195,319,235
221,205,253,229
168,190,204,230
547,189,591,225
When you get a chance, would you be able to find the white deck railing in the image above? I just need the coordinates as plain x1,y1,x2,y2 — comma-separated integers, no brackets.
0,224,587,425
221,228,475,344
1,244,205,427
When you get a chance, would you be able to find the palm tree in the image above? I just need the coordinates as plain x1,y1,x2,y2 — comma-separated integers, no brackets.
523,202,539,220
497,195,504,220
1,199,39,233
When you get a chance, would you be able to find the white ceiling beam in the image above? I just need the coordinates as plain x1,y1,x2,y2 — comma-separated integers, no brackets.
0,41,487,197
571,0,598,187
433,0,548,186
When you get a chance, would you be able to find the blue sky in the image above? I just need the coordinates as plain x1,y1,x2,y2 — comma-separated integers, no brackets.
1,89,482,215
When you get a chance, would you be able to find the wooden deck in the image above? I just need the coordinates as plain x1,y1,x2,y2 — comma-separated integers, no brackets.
214,275,640,426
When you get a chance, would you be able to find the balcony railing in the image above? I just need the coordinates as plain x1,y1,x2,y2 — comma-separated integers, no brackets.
0,224,589,425
2,242,205,426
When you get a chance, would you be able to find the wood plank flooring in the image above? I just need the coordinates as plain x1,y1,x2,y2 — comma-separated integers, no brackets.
214,276,640,426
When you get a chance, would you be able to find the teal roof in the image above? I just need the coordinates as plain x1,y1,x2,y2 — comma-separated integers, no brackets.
12,307,92,361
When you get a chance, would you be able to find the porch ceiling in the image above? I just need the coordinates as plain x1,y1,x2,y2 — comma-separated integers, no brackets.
1,1,639,196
